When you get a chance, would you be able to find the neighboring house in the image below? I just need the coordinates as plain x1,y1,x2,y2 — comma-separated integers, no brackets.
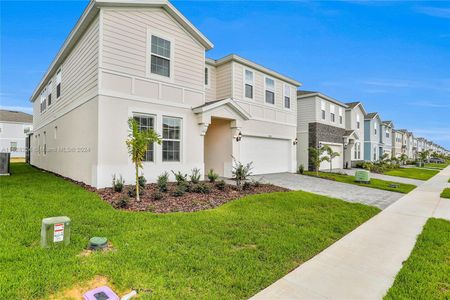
344,102,366,167
392,129,406,158
297,91,348,171
364,112,382,161
29,0,300,188
396,129,414,159
0,110,33,159
380,121,393,158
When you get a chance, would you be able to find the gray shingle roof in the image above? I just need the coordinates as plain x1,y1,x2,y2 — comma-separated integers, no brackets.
365,112,378,119
0,110,32,123
296,90,317,96
345,102,360,109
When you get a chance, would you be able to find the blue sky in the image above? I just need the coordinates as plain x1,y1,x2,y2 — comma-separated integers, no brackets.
1,1,449,148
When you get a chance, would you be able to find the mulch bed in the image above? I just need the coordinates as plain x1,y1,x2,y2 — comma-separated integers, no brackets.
97,182,288,213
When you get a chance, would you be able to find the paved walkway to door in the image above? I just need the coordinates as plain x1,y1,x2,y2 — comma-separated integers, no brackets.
250,166,450,300
253,173,403,209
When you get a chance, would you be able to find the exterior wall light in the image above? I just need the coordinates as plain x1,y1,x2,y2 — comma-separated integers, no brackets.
236,131,242,142
293,138,298,145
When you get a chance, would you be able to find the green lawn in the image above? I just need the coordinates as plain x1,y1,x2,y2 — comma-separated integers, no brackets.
440,188,450,199
424,163,449,170
384,218,450,300
0,164,379,299
383,167,439,181
303,171,416,194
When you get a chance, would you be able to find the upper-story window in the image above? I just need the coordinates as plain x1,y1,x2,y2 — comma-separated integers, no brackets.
265,77,275,104
386,129,390,138
244,70,253,99
150,35,171,77
339,107,343,124
47,81,52,106
56,69,61,98
374,121,377,135
330,104,335,122
204,67,209,86
356,114,360,129
40,89,47,113
284,85,291,109
321,101,326,120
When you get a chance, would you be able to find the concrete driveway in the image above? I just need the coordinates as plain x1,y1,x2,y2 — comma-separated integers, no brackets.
253,173,404,210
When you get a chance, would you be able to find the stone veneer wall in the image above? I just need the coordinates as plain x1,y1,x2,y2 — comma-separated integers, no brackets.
308,122,346,171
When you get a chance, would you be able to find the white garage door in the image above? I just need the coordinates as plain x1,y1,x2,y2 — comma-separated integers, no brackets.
319,144,343,171
240,136,291,174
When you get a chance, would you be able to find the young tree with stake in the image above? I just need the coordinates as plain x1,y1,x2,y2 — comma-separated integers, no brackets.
126,118,161,202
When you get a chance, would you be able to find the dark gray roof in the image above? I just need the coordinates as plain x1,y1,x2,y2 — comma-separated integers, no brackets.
345,102,360,109
382,120,393,126
343,130,355,137
365,112,378,119
296,90,317,96
0,110,32,123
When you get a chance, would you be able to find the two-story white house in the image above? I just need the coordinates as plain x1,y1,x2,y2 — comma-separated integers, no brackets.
364,112,382,161
392,129,406,158
0,110,33,159
297,91,348,171
381,120,393,158
29,0,300,188
344,102,366,167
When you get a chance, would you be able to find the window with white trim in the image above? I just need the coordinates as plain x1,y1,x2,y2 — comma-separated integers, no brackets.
265,77,275,104
339,107,343,124
47,81,52,106
321,101,326,120
330,104,335,122
10,142,17,152
386,128,389,138
56,69,61,98
162,116,181,162
43,131,47,155
40,89,47,113
374,121,377,135
244,70,253,99
356,114,360,129
373,147,376,160
150,35,171,77
134,114,155,162
284,85,291,109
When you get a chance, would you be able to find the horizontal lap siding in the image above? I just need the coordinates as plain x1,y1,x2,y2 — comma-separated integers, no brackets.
101,8,205,91
33,16,99,129
216,63,232,100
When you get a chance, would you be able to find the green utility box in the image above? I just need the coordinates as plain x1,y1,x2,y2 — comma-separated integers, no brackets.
40,216,71,248
355,170,370,184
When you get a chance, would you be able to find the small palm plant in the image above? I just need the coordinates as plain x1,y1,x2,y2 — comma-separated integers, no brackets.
399,153,408,165
309,146,329,176
126,117,161,202
324,145,340,173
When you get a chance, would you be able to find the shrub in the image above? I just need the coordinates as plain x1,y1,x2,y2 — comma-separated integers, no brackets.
152,191,164,201
242,181,252,190
190,168,201,184
114,196,129,208
232,157,253,188
138,175,147,189
207,169,219,183
297,164,304,175
112,174,125,192
172,185,186,197
252,179,261,187
128,187,143,198
157,172,169,192
172,171,187,185
192,182,210,194
215,180,226,191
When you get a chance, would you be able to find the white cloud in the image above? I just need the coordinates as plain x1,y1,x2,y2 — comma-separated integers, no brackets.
408,101,450,108
416,7,450,19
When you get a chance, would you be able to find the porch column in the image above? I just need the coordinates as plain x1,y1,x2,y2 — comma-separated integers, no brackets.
228,121,242,178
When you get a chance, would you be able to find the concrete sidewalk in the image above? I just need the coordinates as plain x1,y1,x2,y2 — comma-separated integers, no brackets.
334,168,424,186
251,166,450,300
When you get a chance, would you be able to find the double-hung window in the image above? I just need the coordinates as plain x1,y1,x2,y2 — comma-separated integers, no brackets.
374,122,377,135
284,85,291,109
40,89,47,113
56,69,61,98
330,104,335,122
150,35,171,77
356,114,360,129
339,107,343,124
204,67,209,86
321,101,326,120
386,129,389,138
162,116,181,162
47,81,52,106
265,77,275,104
134,114,155,162
244,70,253,99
